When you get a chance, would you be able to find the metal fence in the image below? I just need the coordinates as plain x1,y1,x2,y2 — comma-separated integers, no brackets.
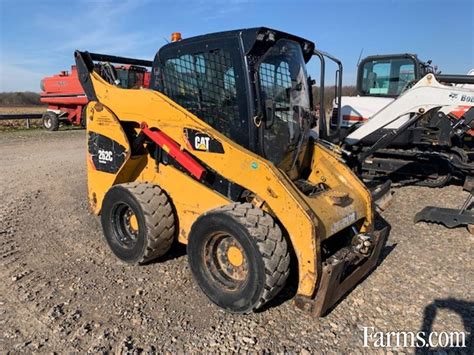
0,114,43,128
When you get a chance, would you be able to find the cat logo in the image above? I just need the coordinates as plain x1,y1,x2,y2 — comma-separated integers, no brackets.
195,136,211,151
184,128,225,154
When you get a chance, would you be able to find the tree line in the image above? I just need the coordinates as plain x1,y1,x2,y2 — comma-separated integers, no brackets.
0,92,42,106
0,86,358,108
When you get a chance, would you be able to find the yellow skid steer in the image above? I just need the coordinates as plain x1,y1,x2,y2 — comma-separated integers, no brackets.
75,27,389,315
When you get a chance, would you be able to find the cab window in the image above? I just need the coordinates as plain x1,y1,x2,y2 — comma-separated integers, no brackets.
161,49,247,147
360,58,416,96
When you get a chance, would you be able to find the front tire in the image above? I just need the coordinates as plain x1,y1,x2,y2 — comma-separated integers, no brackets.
187,203,290,313
42,111,59,131
101,183,175,264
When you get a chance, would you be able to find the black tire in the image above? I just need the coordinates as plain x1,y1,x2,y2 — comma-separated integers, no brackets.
187,203,290,313
42,111,59,131
101,182,175,264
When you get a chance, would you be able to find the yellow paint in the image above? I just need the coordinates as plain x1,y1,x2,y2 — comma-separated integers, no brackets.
85,70,374,299
138,160,229,243
129,214,138,231
227,246,244,267
85,102,131,214
306,144,373,235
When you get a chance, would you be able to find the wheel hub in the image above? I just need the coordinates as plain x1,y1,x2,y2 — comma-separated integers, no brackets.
128,213,139,232
205,233,248,289
112,204,139,249
227,246,244,267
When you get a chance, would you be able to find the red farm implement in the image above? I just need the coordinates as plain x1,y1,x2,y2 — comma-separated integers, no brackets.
39,54,152,131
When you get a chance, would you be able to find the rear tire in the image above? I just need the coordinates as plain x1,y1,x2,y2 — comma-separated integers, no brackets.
42,111,59,131
187,203,290,313
101,182,175,264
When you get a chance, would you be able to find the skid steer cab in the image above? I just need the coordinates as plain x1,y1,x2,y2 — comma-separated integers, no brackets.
75,27,389,316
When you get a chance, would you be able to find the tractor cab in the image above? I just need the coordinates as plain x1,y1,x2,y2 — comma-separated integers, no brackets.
114,65,149,89
357,53,435,98
151,28,316,176
329,54,436,135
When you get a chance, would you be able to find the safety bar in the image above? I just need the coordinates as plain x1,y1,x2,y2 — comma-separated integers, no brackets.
81,51,152,68
74,50,153,102
74,51,152,74
312,49,343,141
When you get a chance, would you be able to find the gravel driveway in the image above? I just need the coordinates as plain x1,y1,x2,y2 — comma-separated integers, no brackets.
0,129,472,353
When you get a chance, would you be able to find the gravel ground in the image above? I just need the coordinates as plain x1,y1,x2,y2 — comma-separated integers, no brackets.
0,129,472,353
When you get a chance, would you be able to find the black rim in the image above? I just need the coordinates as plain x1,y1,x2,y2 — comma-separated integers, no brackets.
111,203,139,249
203,232,249,291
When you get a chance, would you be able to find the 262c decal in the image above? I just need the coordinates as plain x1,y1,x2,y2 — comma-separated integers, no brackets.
88,132,126,173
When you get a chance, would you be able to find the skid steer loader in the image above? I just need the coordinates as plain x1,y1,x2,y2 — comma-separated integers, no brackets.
75,27,389,316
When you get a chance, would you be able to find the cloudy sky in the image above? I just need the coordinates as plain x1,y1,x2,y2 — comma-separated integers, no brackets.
0,0,473,92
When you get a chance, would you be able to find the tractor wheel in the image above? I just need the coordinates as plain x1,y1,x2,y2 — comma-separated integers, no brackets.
42,111,59,131
100,182,175,264
187,203,290,313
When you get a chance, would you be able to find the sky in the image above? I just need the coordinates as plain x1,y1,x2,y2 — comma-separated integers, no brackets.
0,0,473,92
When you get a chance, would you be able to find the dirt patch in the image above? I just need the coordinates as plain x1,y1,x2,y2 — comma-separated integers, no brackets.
0,130,472,352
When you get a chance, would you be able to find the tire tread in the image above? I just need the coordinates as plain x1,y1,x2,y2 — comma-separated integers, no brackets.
120,182,175,264
211,203,290,311
42,111,59,131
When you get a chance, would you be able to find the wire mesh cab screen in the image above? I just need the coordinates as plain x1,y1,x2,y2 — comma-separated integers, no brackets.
159,48,248,147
